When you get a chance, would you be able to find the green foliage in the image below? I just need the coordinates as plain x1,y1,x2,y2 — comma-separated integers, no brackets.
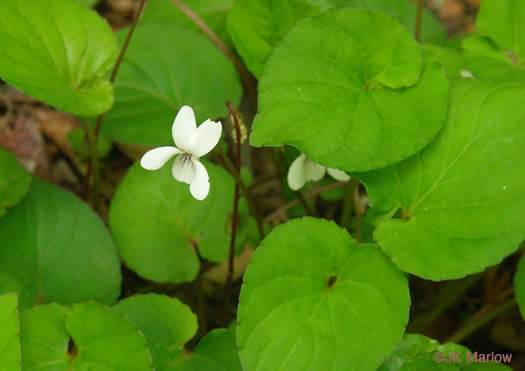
170,329,242,370
250,8,448,172
237,217,409,370
463,0,525,82
68,128,112,159
141,0,234,47
113,294,198,369
0,178,121,309
0,293,19,371
228,0,445,78
20,302,154,370
101,24,241,145
0,0,117,116
75,0,98,7
359,79,525,280
0,147,31,218
110,161,246,284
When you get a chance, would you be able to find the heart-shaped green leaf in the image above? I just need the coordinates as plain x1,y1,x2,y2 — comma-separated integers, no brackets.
141,0,234,47
0,0,117,116
516,254,525,320
228,0,445,78
20,302,154,370
76,0,98,7
377,334,510,370
169,329,241,370
336,0,445,44
0,147,31,218
358,79,525,280
101,24,241,145
113,294,198,369
462,0,525,82
0,178,121,309
110,161,245,284
0,292,19,371
237,217,409,370
250,8,448,172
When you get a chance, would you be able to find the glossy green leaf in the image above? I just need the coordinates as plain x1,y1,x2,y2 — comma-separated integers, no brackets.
20,302,154,370
358,79,525,280
141,0,234,47
0,293,19,371
336,0,445,45
462,0,525,82
228,0,445,78
250,8,448,172
66,301,154,370
113,294,198,369
237,217,410,370
0,147,31,218
0,178,121,309
227,0,331,78
110,161,243,284
516,254,525,320
0,0,117,116
19,304,71,370
169,329,242,370
423,43,464,78
101,24,241,145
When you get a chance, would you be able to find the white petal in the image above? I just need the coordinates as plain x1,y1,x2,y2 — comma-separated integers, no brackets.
189,119,222,157
304,158,326,182
288,153,325,190
189,159,210,200
140,146,181,170
327,167,350,182
172,154,197,184
172,106,197,151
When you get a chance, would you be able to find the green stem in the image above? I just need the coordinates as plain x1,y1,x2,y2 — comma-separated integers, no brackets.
446,298,516,343
415,0,424,42
408,273,482,333
340,181,355,228
85,0,147,209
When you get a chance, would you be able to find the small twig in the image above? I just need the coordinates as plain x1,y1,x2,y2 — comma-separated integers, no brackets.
85,0,147,209
216,144,264,239
225,102,242,291
445,298,516,343
264,182,348,224
415,0,424,42
169,0,257,107
244,173,284,193
353,182,362,242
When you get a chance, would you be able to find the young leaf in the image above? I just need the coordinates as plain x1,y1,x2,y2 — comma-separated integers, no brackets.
227,0,331,78
250,8,448,172
227,0,445,78
0,147,31,218
237,217,409,370
337,0,446,44
0,178,121,309
358,79,525,280
0,293,20,371
101,24,241,145
109,161,244,284
0,0,117,116
113,294,198,369
141,0,234,47
66,302,154,370
463,0,525,82
19,304,71,370
20,302,154,370
516,254,525,320
169,329,242,370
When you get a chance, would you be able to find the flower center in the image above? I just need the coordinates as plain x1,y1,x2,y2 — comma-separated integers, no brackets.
180,152,194,168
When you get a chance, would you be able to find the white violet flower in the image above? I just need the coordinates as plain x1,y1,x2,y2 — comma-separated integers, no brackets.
140,106,222,201
287,153,350,191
